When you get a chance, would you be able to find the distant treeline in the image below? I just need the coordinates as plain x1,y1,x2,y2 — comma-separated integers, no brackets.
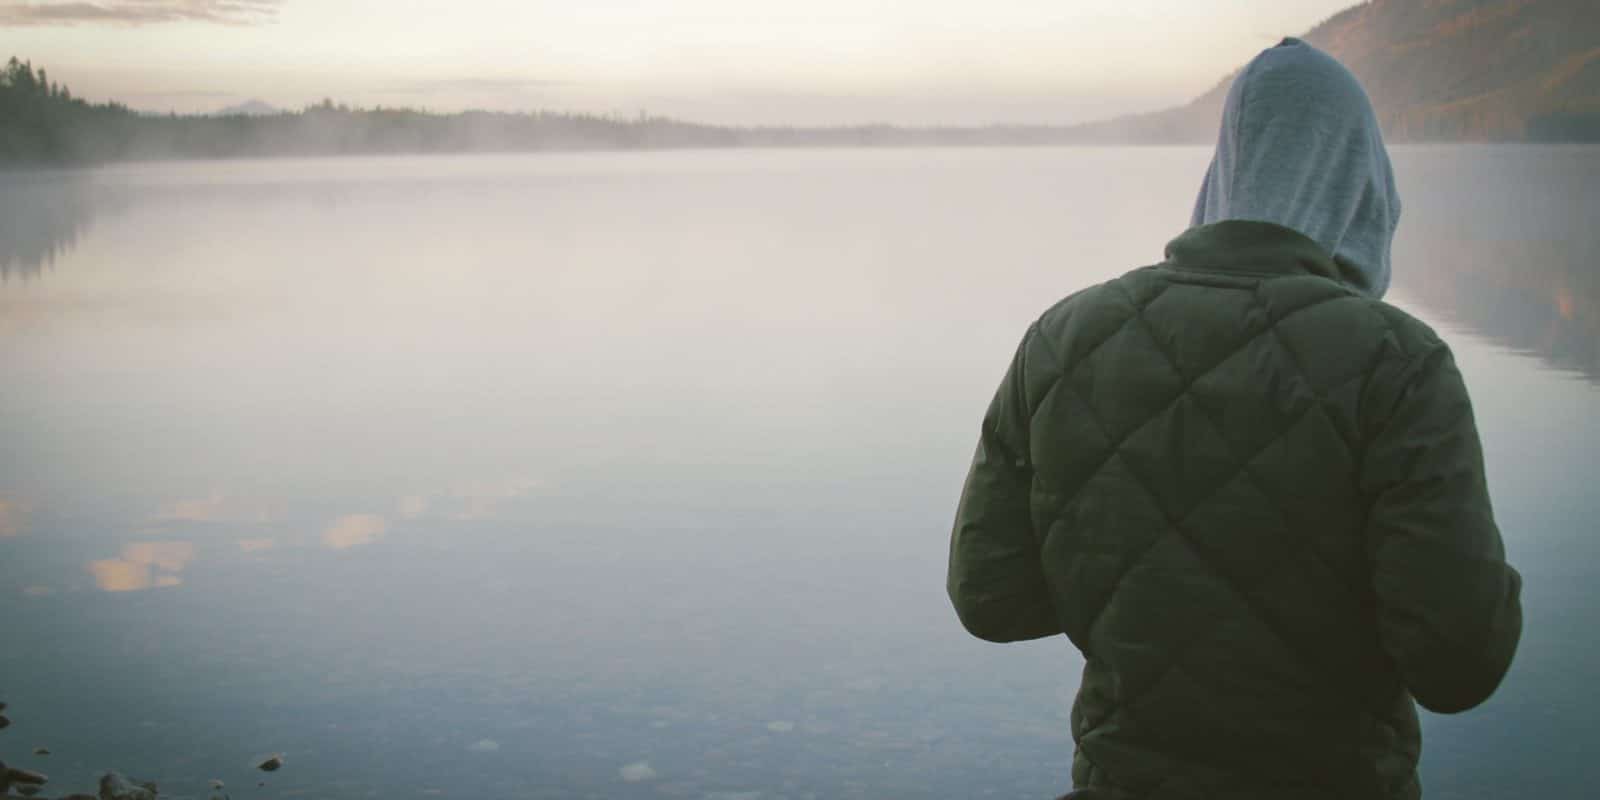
6,48,1597,167
0,58,731,164
1,57,144,164
1,57,1102,166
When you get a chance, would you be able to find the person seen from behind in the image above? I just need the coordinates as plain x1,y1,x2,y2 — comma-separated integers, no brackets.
947,38,1522,800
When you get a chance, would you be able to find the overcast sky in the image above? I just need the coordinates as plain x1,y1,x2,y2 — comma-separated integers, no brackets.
2,0,1356,125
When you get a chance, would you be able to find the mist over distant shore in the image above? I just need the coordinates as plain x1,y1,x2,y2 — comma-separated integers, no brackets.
3,0,1598,166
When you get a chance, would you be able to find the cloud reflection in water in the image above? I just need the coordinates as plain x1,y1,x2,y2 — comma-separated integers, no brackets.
158,493,271,524
0,499,26,537
321,514,388,550
85,540,197,592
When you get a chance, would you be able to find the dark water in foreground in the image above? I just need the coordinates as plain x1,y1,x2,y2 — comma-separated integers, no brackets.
1,146,1596,799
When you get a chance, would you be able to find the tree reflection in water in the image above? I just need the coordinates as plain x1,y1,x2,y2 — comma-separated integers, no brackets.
3,148,1596,382
0,172,97,281
1391,145,1600,384
1393,235,1598,383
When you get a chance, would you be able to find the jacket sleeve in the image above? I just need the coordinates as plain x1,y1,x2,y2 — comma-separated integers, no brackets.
1362,342,1522,713
948,324,1060,643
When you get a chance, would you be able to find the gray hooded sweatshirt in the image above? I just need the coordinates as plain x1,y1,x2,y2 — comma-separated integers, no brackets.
1191,37,1401,299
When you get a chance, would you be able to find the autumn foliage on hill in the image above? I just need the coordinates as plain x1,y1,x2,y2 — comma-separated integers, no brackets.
1303,0,1600,140
1078,0,1600,143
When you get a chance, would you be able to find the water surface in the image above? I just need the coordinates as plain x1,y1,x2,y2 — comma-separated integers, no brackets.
2,146,1596,799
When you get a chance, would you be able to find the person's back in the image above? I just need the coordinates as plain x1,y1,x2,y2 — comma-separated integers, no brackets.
947,39,1522,799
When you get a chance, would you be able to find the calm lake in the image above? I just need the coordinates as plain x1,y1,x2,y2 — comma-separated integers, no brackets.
1,146,1596,799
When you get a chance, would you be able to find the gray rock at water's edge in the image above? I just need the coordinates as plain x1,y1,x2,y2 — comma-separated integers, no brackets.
255,754,283,772
0,713,11,729
17,784,42,796
31,747,49,756
8,768,47,786
98,771,158,800
3,762,49,788
61,794,98,800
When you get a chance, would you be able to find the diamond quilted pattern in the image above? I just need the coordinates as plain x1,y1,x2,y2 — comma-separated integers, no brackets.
953,222,1516,800
1044,455,1172,646
1069,316,1187,443
1129,281,1267,383
1030,376,1114,494
1174,470,1294,588
1115,393,1239,521
1021,265,1423,796
1186,339,1316,458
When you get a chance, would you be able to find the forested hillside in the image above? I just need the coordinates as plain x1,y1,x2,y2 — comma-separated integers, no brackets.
1076,0,1600,143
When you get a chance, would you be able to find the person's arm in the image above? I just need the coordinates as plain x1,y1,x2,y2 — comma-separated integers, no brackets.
1363,342,1522,713
948,323,1059,643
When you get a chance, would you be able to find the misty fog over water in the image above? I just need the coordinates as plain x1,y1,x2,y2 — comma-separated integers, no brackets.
1,146,1596,799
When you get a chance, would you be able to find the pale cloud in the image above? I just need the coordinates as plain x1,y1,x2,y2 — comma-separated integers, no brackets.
0,1,283,27
86,539,196,592
237,537,275,553
321,514,386,550
375,78,570,95
124,89,237,98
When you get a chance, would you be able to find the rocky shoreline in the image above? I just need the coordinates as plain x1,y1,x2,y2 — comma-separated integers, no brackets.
2,700,260,800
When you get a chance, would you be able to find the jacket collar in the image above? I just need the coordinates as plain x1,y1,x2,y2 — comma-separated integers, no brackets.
1163,220,1347,284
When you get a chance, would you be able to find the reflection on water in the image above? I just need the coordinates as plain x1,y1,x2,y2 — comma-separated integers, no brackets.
1391,145,1600,383
320,514,387,550
1393,236,1599,381
0,498,26,537
158,493,271,524
0,172,98,281
86,540,196,592
0,147,1596,799
9,148,1595,380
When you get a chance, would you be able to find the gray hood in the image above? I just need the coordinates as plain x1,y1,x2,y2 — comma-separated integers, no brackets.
1191,37,1400,298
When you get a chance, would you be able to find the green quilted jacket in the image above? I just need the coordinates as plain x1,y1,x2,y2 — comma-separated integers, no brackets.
948,220,1523,799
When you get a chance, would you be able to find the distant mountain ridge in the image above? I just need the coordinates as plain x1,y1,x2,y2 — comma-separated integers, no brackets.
212,99,282,117
1075,0,1600,142
4,2,1595,166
